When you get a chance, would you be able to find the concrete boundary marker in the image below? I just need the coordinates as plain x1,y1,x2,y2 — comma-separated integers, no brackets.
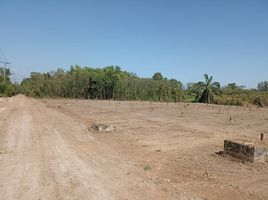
224,140,268,163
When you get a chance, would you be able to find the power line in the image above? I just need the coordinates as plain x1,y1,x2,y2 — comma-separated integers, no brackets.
0,48,8,61
0,61,11,84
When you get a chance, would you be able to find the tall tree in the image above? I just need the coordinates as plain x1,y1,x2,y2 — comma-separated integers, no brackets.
0,67,17,96
194,74,221,103
152,72,163,81
257,81,268,92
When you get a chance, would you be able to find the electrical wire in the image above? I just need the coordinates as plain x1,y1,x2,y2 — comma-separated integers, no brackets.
0,48,8,62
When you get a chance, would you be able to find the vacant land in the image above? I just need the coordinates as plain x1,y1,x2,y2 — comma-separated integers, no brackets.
0,95,268,200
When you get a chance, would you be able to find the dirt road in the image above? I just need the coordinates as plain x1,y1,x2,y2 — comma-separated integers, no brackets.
0,95,268,200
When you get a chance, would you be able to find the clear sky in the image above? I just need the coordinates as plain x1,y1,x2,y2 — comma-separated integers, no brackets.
0,0,267,88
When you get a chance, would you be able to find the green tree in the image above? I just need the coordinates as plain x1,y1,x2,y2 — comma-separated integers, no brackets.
19,66,186,102
0,67,17,96
152,72,163,81
0,67,11,83
257,81,268,92
194,74,221,103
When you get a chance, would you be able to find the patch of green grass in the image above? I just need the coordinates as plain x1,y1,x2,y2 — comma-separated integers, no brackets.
144,163,151,171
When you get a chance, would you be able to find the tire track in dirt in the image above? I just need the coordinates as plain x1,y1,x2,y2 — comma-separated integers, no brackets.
0,96,41,200
0,95,173,200
31,98,167,200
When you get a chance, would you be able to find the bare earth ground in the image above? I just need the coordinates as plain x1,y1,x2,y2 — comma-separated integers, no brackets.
0,95,268,200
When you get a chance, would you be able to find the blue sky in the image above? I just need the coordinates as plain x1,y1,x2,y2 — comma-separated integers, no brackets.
0,0,267,88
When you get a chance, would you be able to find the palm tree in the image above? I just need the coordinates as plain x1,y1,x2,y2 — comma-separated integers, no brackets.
194,74,221,103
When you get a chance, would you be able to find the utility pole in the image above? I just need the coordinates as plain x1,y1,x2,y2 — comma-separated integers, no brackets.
0,61,10,84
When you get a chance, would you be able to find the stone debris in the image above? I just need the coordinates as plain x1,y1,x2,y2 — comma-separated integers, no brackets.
92,123,113,132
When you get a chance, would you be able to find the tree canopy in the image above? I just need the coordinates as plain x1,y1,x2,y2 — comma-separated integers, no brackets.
152,72,164,81
191,74,221,103
0,67,17,96
16,66,268,107
257,81,268,92
20,66,184,102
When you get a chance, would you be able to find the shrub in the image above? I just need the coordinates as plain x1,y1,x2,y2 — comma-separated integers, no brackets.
5,84,16,97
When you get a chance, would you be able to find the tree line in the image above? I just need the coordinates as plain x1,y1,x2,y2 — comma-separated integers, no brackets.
20,66,184,102
1,65,268,106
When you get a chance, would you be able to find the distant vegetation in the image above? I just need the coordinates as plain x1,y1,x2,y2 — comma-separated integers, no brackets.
20,66,184,102
188,74,221,103
1,65,266,107
257,81,268,92
0,67,18,97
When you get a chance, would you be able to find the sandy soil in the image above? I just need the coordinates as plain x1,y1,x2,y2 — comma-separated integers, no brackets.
0,95,268,200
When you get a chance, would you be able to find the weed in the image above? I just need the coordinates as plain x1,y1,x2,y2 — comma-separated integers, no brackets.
144,163,151,171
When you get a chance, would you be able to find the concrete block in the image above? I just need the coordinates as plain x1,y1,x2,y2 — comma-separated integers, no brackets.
224,140,268,163
92,124,113,132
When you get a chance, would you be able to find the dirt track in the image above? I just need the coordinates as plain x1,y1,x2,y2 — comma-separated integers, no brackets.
0,95,268,200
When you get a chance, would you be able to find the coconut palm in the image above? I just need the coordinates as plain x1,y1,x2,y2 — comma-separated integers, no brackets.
194,74,221,103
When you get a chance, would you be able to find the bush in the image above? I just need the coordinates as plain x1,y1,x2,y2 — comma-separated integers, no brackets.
251,94,268,107
213,95,243,106
5,84,16,97
212,91,268,107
